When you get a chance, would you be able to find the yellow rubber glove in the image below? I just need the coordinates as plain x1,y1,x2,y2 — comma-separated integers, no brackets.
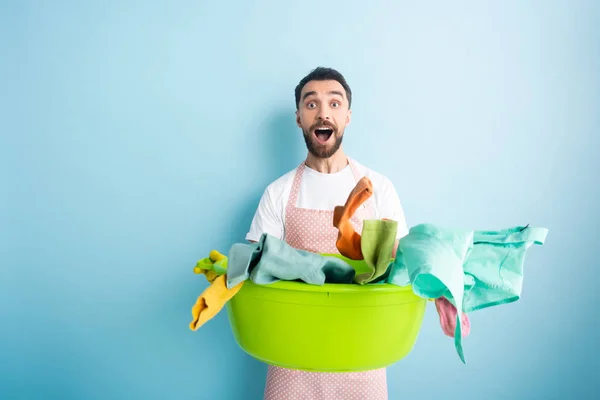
189,274,244,331
209,250,226,262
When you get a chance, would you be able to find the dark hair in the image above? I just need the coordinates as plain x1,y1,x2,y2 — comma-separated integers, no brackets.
295,67,352,110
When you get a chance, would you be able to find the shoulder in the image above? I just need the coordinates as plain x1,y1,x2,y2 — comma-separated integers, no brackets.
262,167,297,200
245,166,298,242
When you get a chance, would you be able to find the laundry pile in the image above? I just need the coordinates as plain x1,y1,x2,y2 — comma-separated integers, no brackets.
188,177,548,363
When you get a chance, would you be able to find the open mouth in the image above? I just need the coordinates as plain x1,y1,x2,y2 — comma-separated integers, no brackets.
313,127,334,144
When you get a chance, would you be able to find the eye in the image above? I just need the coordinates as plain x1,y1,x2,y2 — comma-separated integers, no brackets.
307,102,317,109
331,102,340,108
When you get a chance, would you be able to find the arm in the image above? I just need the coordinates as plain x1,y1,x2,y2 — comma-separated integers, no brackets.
245,186,284,243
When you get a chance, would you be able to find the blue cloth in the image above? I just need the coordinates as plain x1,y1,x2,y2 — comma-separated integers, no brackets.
387,223,548,363
226,240,263,289
226,233,356,289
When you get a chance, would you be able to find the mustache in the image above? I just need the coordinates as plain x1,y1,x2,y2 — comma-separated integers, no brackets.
310,121,337,131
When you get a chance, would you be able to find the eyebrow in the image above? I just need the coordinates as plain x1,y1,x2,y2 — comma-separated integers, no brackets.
302,90,345,101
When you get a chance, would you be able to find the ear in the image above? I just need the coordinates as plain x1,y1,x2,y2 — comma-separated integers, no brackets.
296,111,302,128
346,109,352,125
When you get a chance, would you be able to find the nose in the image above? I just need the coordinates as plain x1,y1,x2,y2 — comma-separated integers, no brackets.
317,106,330,121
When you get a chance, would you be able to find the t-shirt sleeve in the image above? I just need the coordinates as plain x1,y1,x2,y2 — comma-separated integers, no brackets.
377,178,409,240
245,186,284,242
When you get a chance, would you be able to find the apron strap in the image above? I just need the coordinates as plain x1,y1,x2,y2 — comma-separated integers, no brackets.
285,162,305,211
286,158,377,218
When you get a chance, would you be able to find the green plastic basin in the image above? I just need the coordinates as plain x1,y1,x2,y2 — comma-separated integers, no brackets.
225,254,427,372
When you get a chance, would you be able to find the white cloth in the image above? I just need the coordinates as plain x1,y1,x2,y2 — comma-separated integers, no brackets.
246,157,409,242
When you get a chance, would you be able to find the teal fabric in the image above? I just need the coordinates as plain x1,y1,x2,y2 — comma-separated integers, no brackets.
226,233,356,288
355,219,398,285
226,240,263,289
462,225,548,312
387,223,548,363
390,224,473,363
386,253,409,286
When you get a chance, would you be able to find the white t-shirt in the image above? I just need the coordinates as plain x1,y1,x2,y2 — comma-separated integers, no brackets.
246,158,409,242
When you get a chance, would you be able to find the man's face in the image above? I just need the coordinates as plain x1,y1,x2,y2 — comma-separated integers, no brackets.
296,80,352,159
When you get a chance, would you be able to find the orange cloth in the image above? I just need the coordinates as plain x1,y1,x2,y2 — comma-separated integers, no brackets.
333,176,373,260
189,274,244,331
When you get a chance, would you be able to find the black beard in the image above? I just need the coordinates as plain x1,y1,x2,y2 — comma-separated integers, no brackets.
302,128,344,159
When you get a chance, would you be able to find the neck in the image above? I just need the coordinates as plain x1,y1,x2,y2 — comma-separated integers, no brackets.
305,148,348,173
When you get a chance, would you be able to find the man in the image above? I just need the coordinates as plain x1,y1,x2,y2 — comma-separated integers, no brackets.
245,67,409,400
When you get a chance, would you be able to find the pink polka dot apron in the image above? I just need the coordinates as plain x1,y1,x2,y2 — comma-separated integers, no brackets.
263,159,388,400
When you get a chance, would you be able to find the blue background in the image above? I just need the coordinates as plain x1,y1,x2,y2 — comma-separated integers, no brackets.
2,1,599,399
